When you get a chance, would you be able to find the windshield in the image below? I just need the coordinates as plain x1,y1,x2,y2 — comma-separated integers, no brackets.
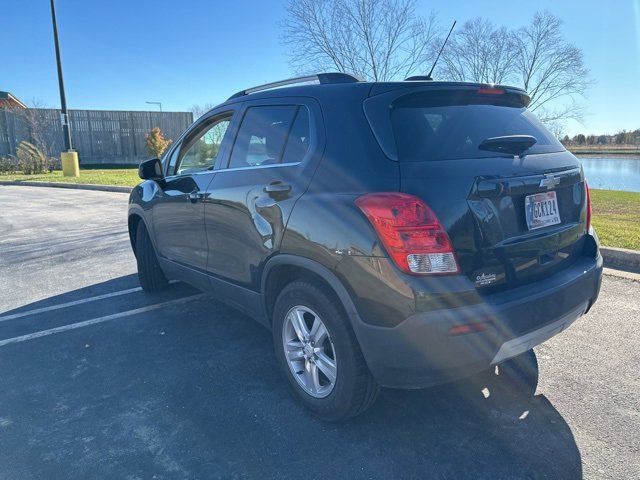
390,91,564,162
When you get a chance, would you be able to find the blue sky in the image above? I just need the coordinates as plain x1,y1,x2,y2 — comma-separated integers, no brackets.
1,0,638,136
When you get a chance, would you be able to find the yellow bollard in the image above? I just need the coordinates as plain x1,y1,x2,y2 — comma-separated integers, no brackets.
61,151,80,177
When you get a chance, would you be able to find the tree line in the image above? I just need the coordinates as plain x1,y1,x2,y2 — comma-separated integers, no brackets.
561,129,640,147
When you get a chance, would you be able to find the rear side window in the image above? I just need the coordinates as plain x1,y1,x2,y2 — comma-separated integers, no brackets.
376,90,563,162
228,105,299,169
281,107,310,164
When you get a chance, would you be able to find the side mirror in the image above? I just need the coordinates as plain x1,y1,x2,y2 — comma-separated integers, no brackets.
138,158,163,181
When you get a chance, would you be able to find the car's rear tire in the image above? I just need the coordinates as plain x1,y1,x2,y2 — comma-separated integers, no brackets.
483,349,539,398
272,280,379,422
135,221,169,293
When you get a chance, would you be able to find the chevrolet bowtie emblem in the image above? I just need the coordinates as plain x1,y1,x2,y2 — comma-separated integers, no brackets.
539,174,560,190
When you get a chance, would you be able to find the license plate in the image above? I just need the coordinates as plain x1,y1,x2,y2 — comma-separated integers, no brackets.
525,191,561,230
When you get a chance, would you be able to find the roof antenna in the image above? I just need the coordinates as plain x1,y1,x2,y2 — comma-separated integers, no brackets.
426,20,456,80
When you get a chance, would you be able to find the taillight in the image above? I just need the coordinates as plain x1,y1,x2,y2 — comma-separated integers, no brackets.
585,181,592,232
355,193,459,275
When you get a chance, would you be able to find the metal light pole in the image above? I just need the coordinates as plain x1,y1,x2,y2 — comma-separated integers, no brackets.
49,0,79,176
145,101,163,112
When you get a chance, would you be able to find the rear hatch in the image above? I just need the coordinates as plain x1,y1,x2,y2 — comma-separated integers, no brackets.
365,84,589,291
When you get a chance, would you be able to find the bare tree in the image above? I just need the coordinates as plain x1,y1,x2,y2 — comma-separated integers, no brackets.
9,99,55,159
281,5,589,126
190,103,216,120
438,18,517,84
532,100,587,125
514,11,589,120
435,11,589,126
281,0,440,81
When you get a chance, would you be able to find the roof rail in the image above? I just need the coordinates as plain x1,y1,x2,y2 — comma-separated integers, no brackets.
227,72,361,100
404,75,433,81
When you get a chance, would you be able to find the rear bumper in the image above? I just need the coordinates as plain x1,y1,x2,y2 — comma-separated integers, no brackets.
351,253,603,389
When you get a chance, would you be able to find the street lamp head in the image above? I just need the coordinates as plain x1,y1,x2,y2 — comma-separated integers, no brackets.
145,101,163,112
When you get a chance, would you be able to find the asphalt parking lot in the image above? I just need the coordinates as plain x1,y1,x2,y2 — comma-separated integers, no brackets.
0,185,638,479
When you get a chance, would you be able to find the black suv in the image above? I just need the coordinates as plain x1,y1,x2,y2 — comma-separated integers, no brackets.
128,73,602,421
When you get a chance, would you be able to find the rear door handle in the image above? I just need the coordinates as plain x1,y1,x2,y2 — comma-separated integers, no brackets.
263,183,291,194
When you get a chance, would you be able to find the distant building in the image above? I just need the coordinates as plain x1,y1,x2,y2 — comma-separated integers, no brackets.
0,91,27,109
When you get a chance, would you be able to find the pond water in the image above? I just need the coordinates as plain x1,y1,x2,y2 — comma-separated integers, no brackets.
578,157,640,192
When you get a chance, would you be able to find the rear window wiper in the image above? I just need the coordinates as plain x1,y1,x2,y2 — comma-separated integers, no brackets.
479,135,537,156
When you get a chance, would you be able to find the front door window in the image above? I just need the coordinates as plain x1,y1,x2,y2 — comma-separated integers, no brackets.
172,116,231,175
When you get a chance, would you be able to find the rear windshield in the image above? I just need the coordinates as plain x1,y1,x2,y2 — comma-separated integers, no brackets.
389,91,564,161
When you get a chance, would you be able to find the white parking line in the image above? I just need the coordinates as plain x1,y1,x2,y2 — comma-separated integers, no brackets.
0,287,142,322
0,294,205,348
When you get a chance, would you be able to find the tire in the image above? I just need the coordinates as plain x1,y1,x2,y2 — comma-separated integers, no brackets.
272,280,379,421
483,349,539,398
135,221,169,293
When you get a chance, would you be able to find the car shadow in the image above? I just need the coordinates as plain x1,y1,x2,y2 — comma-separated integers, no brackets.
163,293,583,479
0,272,131,309
0,273,197,318
351,383,582,479
0,278,582,479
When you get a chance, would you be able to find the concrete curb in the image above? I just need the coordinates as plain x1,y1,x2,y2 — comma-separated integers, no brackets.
603,268,640,282
600,247,640,272
0,180,132,194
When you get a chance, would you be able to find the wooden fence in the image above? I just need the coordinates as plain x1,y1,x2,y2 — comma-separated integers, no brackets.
0,108,193,165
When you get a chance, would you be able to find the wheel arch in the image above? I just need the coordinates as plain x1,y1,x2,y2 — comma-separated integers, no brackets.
128,214,142,253
127,212,152,255
261,255,361,329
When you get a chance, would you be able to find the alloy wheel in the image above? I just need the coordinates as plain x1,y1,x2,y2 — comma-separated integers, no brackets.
281,305,337,398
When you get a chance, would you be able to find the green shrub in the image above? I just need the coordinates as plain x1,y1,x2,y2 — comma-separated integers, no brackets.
0,155,21,174
49,156,62,171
